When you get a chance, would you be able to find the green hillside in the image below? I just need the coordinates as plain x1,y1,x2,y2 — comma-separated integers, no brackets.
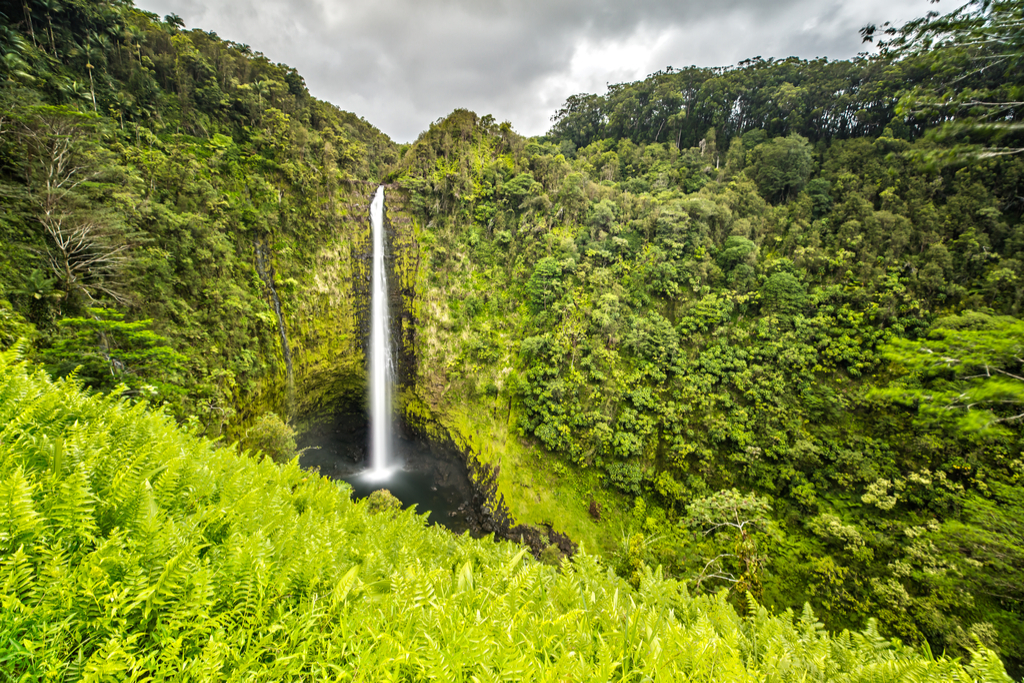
387,2,1024,669
0,351,1013,680
0,0,396,437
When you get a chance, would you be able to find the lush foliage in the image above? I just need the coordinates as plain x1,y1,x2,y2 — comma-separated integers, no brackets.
0,352,1012,680
878,312,1024,433
547,55,936,153
391,5,1024,668
866,0,1024,159
3,0,1024,677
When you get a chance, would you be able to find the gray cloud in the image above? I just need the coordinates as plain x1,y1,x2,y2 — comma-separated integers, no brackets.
137,0,932,142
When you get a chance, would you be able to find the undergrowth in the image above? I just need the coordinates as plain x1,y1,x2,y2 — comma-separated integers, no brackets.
0,350,1012,681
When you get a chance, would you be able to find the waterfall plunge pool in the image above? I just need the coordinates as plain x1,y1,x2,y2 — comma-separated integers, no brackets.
298,414,482,535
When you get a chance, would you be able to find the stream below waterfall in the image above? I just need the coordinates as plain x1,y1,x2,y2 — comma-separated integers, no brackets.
298,415,481,535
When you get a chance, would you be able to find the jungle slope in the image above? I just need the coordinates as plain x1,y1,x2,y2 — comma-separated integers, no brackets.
0,349,1015,680
1,0,1022,675
390,43,1024,673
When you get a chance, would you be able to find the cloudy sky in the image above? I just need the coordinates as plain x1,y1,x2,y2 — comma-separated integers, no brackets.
135,0,932,143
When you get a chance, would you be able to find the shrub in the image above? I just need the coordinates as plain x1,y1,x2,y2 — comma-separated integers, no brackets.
243,410,299,463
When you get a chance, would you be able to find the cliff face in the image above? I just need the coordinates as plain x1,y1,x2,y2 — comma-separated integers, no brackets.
241,182,377,430
386,187,420,405
382,187,465,434
381,182,585,555
385,186,447,444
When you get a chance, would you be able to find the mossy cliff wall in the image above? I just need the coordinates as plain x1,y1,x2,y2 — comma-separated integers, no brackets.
384,186,444,441
248,181,601,553
384,188,534,533
235,181,377,431
381,185,622,555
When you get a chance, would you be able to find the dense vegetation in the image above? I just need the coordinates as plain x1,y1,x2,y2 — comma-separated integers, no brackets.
1,0,1022,678
0,351,1014,680
390,1,1024,672
0,0,396,436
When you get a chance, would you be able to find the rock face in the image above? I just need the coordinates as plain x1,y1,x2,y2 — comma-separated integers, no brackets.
383,185,421,398
274,183,574,558
242,181,380,430
467,455,579,560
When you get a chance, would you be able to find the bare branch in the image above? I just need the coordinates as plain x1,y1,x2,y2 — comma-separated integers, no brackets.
994,368,1024,383
16,109,129,305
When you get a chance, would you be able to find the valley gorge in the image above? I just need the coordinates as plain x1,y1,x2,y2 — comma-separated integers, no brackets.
1,1,1023,679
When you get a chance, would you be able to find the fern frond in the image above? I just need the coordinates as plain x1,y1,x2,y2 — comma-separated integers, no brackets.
44,463,97,548
0,467,42,553
0,545,36,606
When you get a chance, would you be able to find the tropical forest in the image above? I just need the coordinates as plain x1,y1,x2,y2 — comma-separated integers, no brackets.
0,0,1022,679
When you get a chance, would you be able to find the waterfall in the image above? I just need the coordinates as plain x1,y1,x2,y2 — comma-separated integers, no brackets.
368,186,392,474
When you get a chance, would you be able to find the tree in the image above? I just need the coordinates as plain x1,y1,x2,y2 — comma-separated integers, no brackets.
20,0,37,49
15,106,128,305
760,272,806,315
41,307,186,400
685,489,775,597
499,172,539,214
747,134,813,203
69,39,106,112
525,257,564,311
586,198,616,237
940,480,1024,616
37,0,61,56
716,235,758,272
878,311,1024,433
242,411,299,463
548,93,605,150
126,26,146,64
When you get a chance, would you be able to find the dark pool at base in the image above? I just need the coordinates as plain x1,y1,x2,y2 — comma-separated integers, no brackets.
298,414,478,535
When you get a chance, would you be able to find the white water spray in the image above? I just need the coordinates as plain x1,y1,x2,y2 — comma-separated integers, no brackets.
368,186,393,475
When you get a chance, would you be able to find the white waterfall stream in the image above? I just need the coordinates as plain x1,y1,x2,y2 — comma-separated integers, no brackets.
368,186,393,475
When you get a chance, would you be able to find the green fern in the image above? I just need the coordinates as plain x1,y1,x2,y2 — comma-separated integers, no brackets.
43,464,98,550
0,468,42,554
0,545,36,606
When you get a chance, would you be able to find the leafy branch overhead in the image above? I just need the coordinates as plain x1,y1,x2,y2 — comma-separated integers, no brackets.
878,312,1024,433
865,0,1024,158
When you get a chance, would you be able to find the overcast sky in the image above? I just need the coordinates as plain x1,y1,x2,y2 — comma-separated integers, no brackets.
135,0,933,143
